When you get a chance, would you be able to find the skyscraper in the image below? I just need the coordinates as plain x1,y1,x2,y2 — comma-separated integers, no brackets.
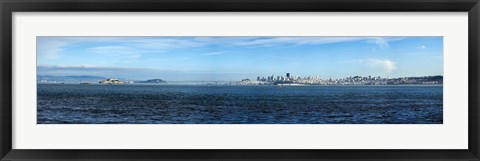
286,73,290,78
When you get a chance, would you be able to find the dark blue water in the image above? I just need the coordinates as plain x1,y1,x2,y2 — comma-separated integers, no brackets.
37,84,443,124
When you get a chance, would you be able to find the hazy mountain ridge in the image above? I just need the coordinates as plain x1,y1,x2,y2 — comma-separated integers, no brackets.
37,75,107,83
134,79,167,84
37,75,168,84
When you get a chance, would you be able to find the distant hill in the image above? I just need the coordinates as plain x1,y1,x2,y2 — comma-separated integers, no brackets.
134,79,167,84
428,75,443,82
37,75,106,83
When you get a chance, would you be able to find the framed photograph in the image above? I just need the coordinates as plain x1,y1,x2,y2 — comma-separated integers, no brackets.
1,0,479,161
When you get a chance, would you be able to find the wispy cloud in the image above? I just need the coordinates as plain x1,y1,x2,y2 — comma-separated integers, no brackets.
203,52,224,56
231,37,360,46
230,37,405,49
37,37,206,60
37,38,80,59
38,64,99,68
130,38,205,50
37,37,407,61
87,46,141,59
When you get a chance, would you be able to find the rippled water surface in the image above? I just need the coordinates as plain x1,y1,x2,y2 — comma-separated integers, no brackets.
37,84,443,124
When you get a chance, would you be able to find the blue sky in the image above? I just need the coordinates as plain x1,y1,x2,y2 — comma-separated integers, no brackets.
37,36,443,81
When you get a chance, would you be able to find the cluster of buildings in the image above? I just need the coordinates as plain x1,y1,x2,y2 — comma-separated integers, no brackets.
237,73,443,85
99,78,128,84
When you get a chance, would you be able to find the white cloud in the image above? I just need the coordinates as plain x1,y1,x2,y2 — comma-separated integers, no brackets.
416,45,427,49
367,37,389,49
351,59,397,73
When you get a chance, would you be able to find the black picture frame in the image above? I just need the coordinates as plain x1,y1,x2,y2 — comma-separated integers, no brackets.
1,0,479,160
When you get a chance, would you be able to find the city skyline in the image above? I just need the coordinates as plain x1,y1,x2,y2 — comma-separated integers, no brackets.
37,36,443,81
